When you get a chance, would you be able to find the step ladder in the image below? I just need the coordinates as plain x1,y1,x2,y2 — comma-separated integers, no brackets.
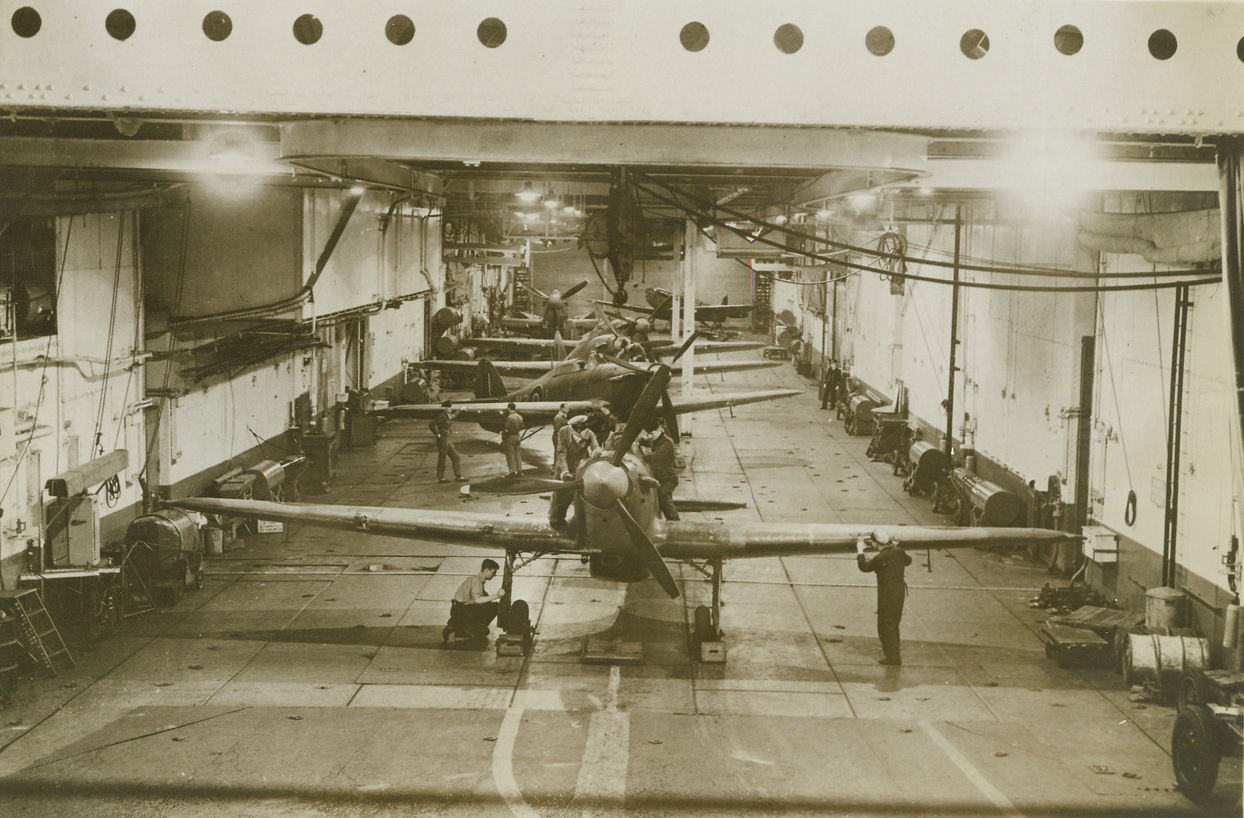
0,589,74,675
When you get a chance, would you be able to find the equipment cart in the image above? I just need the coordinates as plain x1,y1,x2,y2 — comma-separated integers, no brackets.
1170,669,1244,803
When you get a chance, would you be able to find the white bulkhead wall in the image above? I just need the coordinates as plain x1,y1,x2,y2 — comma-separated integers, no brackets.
302,190,434,394
839,195,1235,593
1093,264,1237,587
0,211,145,569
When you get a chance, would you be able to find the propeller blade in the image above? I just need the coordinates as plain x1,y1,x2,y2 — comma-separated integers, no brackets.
562,280,589,300
670,331,700,363
611,364,672,466
522,283,550,302
660,390,679,439
613,499,679,599
673,498,749,512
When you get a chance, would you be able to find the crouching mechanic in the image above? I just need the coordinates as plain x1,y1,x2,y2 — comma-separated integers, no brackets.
443,558,503,642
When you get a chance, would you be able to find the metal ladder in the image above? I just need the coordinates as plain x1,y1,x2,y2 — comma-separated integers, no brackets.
0,589,74,676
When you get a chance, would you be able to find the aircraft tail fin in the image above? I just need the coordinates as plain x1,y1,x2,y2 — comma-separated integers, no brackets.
475,359,508,399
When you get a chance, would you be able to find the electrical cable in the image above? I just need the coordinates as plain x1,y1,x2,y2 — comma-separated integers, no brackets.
635,175,1223,284
635,180,1220,294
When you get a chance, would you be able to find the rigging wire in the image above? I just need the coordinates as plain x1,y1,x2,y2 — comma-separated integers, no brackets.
0,215,75,510
635,176,1223,286
636,180,1219,294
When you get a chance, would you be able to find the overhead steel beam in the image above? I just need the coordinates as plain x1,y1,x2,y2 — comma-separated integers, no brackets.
281,120,928,173
0,135,289,176
0,1,1239,134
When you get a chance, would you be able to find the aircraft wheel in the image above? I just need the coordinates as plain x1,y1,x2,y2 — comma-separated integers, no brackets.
505,599,530,635
1177,669,1212,712
1172,705,1221,800
694,605,715,643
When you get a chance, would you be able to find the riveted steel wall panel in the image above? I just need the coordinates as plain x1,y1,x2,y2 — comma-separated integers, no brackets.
0,1,1240,133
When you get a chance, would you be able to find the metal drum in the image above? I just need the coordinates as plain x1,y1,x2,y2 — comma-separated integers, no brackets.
124,508,204,603
908,441,948,482
950,468,1023,525
846,394,881,435
244,459,286,501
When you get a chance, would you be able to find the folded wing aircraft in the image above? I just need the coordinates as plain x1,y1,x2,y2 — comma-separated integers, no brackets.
170,364,1079,657
378,332,798,436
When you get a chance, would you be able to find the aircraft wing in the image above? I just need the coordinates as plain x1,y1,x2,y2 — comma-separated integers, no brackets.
666,388,800,415
649,340,767,355
166,497,577,551
409,358,775,380
500,316,541,330
689,360,779,376
372,399,603,425
420,359,555,377
693,303,754,322
658,520,1077,560
464,336,563,354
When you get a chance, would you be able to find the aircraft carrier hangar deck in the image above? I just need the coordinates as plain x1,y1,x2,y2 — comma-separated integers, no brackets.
0,359,1233,818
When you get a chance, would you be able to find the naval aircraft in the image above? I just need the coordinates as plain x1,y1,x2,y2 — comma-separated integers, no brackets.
171,363,1079,656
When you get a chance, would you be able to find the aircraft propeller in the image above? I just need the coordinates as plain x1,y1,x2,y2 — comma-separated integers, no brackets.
602,361,682,598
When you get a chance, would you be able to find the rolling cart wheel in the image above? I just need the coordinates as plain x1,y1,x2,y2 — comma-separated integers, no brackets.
693,605,715,644
1177,669,1211,712
506,599,530,635
1172,704,1221,800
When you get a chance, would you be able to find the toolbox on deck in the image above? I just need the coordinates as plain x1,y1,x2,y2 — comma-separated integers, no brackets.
1039,623,1111,668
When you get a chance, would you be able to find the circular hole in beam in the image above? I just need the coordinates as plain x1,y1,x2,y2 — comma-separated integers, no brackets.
680,22,709,52
293,13,323,45
1053,24,1083,55
386,15,415,45
959,28,990,59
774,23,803,54
106,8,136,41
865,26,894,56
202,10,232,42
477,17,506,48
11,6,41,38
1148,28,1177,60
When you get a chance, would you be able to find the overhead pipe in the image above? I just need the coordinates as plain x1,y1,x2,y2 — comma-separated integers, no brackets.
943,204,962,461
169,189,363,327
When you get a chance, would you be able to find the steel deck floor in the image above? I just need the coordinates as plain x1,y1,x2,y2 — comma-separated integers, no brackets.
0,356,1238,817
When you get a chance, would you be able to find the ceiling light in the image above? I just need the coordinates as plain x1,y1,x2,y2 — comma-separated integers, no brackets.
516,181,540,203
544,188,560,208
816,209,833,221
848,192,875,210
350,185,366,195
773,214,788,225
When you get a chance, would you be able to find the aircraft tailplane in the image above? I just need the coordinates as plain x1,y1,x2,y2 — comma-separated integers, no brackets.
475,359,508,400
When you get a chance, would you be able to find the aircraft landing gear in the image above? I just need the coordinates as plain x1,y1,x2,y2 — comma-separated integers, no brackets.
690,559,725,662
497,551,536,656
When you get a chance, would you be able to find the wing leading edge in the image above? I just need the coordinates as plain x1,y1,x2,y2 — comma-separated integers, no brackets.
167,497,577,551
656,520,1079,560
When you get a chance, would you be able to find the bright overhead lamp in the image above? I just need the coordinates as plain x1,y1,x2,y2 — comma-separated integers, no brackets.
516,181,541,203
543,187,560,208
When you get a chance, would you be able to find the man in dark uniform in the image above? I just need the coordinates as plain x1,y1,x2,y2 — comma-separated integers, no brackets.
501,402,524,477
821,359,841,411
551,403,569,465
429,399,466,483
641,422,680,521
548,415,601,529
856,539,912,665
443,558,502,642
